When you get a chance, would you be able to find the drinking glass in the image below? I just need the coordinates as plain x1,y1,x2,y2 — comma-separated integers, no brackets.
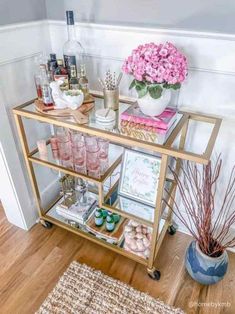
84,135,99,152
70,131,86,174
56,127,68,141
50,136,60,159
70,131,83,147
98,138,109,175
37,139,48,160
57,128,73,169
85,135,100,178
86,150,100,178
73,142,86,174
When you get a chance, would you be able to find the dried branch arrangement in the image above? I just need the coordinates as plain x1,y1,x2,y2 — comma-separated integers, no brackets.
164,156,235,257
98,70,122,90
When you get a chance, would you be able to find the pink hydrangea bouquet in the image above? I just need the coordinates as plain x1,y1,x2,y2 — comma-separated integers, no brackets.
122,42,187,99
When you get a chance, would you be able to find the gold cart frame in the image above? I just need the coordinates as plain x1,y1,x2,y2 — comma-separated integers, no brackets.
13,92,222,279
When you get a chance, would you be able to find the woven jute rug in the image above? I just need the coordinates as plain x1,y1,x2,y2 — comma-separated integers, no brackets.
36,261,184,314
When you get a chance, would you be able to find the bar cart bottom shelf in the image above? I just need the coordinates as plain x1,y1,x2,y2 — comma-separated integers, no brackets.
38,197,170,280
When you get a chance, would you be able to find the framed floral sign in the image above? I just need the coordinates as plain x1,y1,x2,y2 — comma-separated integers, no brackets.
119,149,161,206
118,196,154,222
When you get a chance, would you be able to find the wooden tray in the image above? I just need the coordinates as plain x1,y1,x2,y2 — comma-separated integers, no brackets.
86,213,128,244
35,96,95,124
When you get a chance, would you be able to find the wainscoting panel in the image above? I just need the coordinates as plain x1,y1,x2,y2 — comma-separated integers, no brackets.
0,21,53,230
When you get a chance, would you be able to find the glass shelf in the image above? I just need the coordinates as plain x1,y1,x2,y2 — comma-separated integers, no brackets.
44,193,166,264
29,142,123,183
102,178,173,227
14,92,221,165
14,94,191,160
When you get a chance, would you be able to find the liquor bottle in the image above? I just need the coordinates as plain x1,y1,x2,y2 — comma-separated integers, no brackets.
63,11,84,76
79,64,89,100
47,53,57,80
54,59,69,90
34,73,42,100
40,65,54,106
54,59,68,75
69,65,80,90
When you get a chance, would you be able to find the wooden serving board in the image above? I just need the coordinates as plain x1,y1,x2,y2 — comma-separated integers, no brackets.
35,97,95,125
86,214,128,244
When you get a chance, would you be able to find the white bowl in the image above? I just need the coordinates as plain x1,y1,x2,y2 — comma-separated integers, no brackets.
63,90,84,110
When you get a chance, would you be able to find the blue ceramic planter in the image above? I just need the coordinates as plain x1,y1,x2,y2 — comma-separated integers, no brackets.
185,241,228,285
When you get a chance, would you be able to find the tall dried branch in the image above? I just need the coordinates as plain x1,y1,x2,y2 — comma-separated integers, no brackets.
164,156,235,257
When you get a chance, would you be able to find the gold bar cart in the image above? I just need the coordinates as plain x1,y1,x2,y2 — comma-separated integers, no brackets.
13,92,222,280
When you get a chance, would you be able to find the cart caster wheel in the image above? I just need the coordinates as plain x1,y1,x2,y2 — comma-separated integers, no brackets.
168,224,177,235
148,270,161,280
40,220,53,229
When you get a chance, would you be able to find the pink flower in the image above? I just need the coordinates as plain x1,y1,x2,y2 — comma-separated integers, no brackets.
122,41,188,85
159,48,168,57
134,73,143,81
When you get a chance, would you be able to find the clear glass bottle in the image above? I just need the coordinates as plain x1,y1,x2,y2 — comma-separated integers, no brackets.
54,59,69,90
79,64,89,100
40,65,53,106
54,59,68,76
63,11,84,77
69,65,80,90
47,53,57,81
34,74,42,100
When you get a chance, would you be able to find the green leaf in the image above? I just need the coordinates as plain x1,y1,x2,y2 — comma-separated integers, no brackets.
148,85,163,99
136,84,148,98
129,79,136,90
135,80,146,89
163,83,181,90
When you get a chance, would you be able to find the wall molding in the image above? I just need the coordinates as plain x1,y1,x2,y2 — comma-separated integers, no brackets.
48,20,235,42
1,19,235,76
84,53,235,78
47,20,235,76
0,20,48,33
2,19,235,42
0,52,43,67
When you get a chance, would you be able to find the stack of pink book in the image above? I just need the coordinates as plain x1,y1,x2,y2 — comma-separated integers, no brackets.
120,103,178,144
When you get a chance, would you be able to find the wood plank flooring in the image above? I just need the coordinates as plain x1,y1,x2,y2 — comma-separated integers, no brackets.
0,206,234,314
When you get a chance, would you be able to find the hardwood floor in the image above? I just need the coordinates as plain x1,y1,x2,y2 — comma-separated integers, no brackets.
0,206,234,314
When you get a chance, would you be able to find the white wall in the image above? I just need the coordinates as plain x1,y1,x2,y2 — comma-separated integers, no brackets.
45,0,235,34
1,19,235,233
0,21,55,229
0,0,47,26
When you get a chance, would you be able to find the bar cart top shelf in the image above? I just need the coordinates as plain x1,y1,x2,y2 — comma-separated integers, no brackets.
13,91,222,165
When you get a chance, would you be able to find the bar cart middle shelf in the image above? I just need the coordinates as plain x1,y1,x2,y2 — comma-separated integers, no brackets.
13,92,221,280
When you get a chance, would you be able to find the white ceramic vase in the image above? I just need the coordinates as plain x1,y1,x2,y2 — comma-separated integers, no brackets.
137,89,171,116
